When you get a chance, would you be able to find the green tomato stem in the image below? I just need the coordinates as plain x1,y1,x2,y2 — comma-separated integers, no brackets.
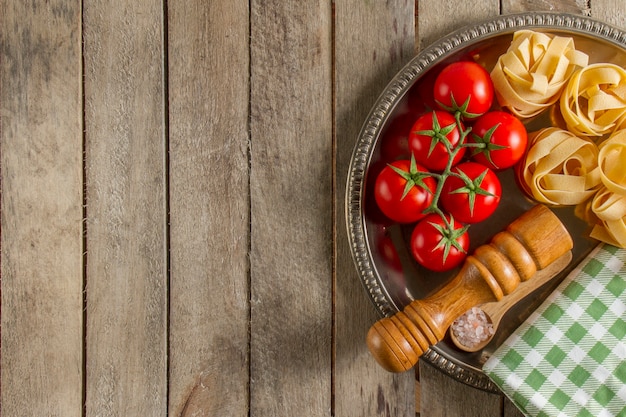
422,110,478,234
395,109,487,237
424,111,465,210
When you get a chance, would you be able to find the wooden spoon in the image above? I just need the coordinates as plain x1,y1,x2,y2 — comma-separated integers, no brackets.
449,250,572,352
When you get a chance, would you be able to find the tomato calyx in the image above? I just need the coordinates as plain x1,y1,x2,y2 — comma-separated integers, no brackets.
428,215,470,262
436,94,483,120
469,112,528,171
411,213,470,272
447,168,496,217
387,155,434,200
470,123,508,168
413,111,458,157
417,112,471,214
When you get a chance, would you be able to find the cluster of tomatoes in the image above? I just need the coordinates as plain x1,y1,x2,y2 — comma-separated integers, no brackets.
373,61,528,272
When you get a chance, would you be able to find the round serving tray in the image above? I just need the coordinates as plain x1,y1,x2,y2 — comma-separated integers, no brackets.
346,12,626,392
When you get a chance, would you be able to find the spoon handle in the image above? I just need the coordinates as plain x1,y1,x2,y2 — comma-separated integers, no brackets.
451,250,572,353
482,250,573,327
366,205,573,372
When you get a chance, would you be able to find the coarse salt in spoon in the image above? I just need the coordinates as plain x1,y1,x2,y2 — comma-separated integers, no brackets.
450,250,573,353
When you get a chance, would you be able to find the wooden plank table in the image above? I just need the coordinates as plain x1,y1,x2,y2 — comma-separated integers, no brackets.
1,1,624,415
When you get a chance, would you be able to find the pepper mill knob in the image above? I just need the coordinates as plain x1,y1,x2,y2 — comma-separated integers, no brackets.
366,205,573,372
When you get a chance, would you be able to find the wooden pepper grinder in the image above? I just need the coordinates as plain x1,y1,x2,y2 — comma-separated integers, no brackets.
366,205,573,372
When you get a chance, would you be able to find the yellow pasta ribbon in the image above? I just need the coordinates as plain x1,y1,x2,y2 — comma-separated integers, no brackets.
560,63,626,137
491,30,588,119
519,128,626,248
583,130,626,247
597,129,626,194
519,127,601,205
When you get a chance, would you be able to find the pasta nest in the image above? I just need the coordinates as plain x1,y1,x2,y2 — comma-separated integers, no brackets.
576,130,626,247
491,30,588,119
560,63,626,137
517,127,601,206
519,128,626,248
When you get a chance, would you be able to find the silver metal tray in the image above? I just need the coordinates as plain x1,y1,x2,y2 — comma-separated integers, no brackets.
345,12,626,392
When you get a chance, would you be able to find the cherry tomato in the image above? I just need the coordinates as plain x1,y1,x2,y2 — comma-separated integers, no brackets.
408,110,465,172
440,161,502,224
434,61,494,119
410,213,469,272
373,158,437,223
469,111,528,170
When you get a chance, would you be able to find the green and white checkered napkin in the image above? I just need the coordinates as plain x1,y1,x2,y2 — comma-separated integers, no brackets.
483,243,626,417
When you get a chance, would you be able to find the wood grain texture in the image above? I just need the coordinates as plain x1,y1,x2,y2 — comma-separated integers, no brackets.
417,0,499,50
501,0,590,14
419,361,504,416
3,1,626,416
334,0,417,415
589,0,626,29
503,398,527,417
0,2,84,416
82,1,168,415
249,1,333,415
166,1,250,416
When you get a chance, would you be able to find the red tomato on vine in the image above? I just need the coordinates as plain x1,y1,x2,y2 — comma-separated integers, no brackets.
440,161,502,224
469,111,528,170
434,61,494,119
408,110,465,172
373,158,437,224
410,213,469,272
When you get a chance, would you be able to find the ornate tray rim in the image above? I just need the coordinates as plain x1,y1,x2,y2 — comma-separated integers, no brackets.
345,11,626,393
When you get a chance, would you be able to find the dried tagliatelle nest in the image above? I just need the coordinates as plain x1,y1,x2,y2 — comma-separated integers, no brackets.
491,30,588,119
575,129,626,247
560,63,626,137
517,127,601,205
519,128,626,248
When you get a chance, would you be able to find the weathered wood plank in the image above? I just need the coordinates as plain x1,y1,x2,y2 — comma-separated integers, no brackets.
249,1,333,415
417,1,499,50
334,1,417,416
503,398,526,417
590,0,626,29
419,362,504,416
82,1,168,415
166,1,250,416
501,0,590,15
0,2,84,415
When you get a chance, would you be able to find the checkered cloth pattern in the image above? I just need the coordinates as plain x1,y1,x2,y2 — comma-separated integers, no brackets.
483,244,626,417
